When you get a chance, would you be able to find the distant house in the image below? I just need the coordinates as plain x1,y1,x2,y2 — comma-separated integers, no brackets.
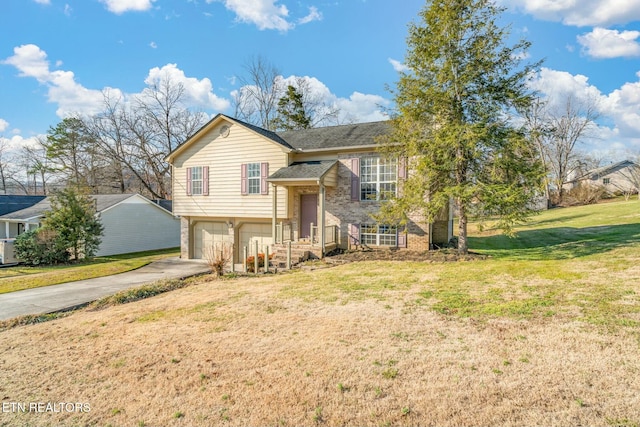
0,194,179,258
565,160,640,195
165,114,454,265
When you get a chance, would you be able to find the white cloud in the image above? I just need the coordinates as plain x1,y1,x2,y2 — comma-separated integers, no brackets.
388,58,409,73
208,0,320,31
604,74,640,140
528,68,604,110
3,44,105,117
577,28,640,59
336,92,390,123
529,67,640,153
144,64,230,111
0,119,8,133
64,4,72,16
150,41,158,49
505,0,640,26
213,0,292,31
298,6,322,25
3,46,230,122
4,44,51,83
99,0,156,14
33,0,50,4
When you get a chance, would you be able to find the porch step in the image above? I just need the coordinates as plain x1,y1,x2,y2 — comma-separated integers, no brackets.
271,243,321,269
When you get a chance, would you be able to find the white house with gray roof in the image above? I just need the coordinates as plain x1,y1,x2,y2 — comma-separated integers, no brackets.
166,114,453,266
0,193,179,259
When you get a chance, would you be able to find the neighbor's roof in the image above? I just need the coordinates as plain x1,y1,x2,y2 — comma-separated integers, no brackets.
277,120,390,152
0,195,47,216
0,194,135,221
574,160,638,182
267,161,337,182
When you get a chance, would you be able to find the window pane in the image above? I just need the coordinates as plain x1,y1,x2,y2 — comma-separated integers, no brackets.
248,163,261,178
359,157,397,201
191,166,203,195
247,163,261,194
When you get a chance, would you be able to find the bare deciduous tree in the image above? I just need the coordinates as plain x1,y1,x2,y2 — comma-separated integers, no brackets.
87,76,208,199
523,94,601,205
21,137,57,195
233,56,282,130
545,94,601,203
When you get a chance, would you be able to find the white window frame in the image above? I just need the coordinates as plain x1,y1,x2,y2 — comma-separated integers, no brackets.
360,223,397,246
360,157,397,201
247,163,261,195
191,166,203,196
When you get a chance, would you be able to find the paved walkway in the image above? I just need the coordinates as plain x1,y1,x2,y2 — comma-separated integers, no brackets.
0,257,211,321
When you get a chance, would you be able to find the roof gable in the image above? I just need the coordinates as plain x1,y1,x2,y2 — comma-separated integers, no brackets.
166,114,293,163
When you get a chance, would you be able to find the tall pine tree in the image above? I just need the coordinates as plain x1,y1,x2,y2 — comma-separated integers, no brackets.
272,85,312,131
380,0,544,254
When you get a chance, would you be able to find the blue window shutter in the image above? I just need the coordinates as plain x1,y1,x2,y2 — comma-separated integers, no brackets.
202,166,209,196
350,158,360,201
186,167,192,196
241,164,248,195
260,162,269,195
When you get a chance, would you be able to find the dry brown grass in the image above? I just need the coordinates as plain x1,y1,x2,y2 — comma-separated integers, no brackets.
1,261,640,427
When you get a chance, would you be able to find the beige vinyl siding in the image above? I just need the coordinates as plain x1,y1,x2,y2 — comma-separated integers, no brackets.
172,122,288,218
96,196,180,256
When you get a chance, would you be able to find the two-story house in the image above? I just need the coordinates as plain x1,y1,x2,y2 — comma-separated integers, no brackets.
166,114,453,265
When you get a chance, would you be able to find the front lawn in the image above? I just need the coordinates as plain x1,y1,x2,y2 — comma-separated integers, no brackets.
0,247,179,294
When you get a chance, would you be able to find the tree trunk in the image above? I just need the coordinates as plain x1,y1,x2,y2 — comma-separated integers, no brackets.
457,199,468,255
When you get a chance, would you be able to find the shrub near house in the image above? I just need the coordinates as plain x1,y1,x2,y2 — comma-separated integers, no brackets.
14,189,103,265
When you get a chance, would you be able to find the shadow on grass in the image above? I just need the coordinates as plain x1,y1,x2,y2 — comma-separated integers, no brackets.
469,223,640,260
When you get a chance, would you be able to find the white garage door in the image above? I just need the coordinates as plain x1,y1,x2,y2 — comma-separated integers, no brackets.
193,221,231,259
239,223,272,257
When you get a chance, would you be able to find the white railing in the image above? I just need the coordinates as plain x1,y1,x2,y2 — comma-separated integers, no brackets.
275,221,293,244
309,223,337,245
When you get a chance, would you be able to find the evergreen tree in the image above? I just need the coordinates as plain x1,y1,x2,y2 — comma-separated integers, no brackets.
45,117,94,189
43,188,104,260
273,85,312,131
379,0,544,254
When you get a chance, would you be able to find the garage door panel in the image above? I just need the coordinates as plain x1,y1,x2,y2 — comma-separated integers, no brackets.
239,223,272,256
193,221,231,259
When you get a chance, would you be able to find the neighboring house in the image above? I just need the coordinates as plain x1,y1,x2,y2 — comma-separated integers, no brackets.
565,160,640,195
0,195,46,230
0,193,180,258
166,114,453,264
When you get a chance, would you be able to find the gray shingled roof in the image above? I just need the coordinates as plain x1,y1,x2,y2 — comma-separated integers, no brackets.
225,115,295,150
268,161,337,182
0,195,46,216
0,194,136,221
277,121,390,151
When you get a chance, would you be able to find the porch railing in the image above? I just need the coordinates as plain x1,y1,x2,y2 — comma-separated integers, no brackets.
275,221,293,244
309,224,338,246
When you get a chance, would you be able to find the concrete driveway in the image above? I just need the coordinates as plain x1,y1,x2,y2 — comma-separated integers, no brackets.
0,257,211,321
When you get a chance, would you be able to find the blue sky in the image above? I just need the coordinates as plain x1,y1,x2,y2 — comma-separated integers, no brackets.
2,0,640,161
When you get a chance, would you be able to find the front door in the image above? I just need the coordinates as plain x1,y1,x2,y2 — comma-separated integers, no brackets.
300,194,318,240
